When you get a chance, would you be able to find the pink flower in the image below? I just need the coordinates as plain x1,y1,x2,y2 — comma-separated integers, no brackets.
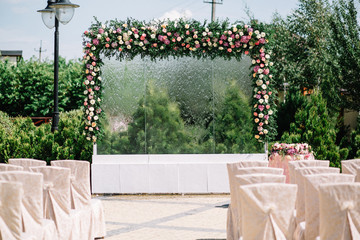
264,115,269,120
248,28,253,32
259,38,266,44
240,35,249,43
111,42,118,48
106,37,110,42
266,105,270,109
256,94,261,99
253,66,260,73
98,28,104,34
94,86,100,91
92,39,99,45
92,61,96,66
227,48,232,53
263,69,270,75
87,75,93,81
254,112,258,116
258,105,264,111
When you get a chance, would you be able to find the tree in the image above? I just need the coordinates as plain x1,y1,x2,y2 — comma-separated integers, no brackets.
328,0,360,111
281,91,348,167
125,82,194,154
210,82,262,153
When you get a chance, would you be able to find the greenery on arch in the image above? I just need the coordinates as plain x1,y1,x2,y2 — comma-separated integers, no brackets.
82,18,277,143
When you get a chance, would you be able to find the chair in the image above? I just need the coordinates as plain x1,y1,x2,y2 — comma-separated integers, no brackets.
234,167,284,175
8,158,46,171
288,160,330,184
51,160,105,239
0,163,24,171
356,167,360,182
226,162,272,240
294,167,340,224
234,174,286,237
29,166,80,240
0,180,35,240
319,182,360,240
303,174,355,240
341,159,360,175
239,183,297,240
0,171,58,240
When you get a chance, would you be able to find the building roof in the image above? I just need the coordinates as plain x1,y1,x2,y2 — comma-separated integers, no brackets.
0,50,23,57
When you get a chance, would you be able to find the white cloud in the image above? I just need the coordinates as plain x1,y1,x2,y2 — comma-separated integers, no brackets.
12,6,29,14
158,9,192,21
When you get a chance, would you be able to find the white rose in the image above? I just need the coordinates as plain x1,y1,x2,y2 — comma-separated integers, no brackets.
243,44,247,48
89,112,94,116
119,40,124,45
264,95,269,100
205,28,209,32
213,43,218,47
86,137,91,140
259,74,264,79
127,30,132,35
139,42,144,47
185,24,189,29
240,32,244,36
255,30,259,35
89,107,94,112
142,47,146,50
134,34,139,39
228,37,233,42
89,127,93,132
91,46,96,51
259,113,264,118
256,80,263,86
90,99,96,105
203,43,207,47
151,34,156,39
86,56,90,60
85,80,89,85
127,45,131,49
84,90,88,95
97,34,101,39
259,99,264,104
86,110,89,114
252,60,256,64
258,69,263,74
261,32,266,37
98,77,102,81
117,36,122,40
219,47,224,50
202,32,207,36
97,98,101,102
232,27,237,32
264,129,268,134
266,54,270,59
268,110,273,115
207,42,212,46
195,40,199,44
160,46,164,50
89,65,94,70
101,24,106,29
261,84,267,90
94,116,99,121
270,62,274,66
90,81,95,85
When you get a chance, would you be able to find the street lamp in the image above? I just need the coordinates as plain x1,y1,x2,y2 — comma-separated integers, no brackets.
38,0,79,132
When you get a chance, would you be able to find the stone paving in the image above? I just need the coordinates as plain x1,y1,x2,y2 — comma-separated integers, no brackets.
96,194,229,240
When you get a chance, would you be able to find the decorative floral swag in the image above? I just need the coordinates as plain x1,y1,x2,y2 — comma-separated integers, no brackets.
270,142,312,156
82,18,277,143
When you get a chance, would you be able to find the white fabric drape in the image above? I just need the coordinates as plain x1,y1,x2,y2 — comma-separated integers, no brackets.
51,160,106,239
0,163,24,171
0,171,58,240
341,159,360,175
288,160,330,184
8,159,46,171
303,174,355,240
319,182,360,240
239,183,297,240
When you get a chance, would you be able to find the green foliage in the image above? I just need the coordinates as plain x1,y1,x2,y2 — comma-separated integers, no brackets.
0,57,83,117
345,116,360,159
276,87,308,138
0,110,92,163
209,81,262,153
281,92,347,167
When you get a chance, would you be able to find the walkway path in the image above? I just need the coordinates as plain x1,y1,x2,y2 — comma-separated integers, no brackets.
97,194,229,240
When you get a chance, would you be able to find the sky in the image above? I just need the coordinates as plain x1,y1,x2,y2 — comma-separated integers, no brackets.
0,0,300,60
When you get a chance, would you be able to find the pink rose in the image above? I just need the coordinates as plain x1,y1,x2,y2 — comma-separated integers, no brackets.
253,66,260,73
98,28,104,34
92,39,99,45
263,68,270,75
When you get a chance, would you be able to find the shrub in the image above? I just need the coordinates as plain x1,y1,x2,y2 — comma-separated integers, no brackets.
281,91,347,167
0,110,92,163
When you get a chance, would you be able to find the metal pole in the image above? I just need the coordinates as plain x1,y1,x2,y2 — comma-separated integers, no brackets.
51,17,59,132
211,0,216,22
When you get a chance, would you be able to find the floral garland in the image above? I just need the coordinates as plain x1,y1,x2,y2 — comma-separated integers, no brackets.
270,142,312,156
82,18,276,142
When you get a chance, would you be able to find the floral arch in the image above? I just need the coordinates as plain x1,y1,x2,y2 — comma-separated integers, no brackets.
82,18,276,144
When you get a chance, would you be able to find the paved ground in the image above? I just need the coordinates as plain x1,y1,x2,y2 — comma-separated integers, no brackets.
96,194,229,240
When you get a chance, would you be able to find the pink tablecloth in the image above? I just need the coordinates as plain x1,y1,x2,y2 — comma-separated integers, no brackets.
268,153,314,183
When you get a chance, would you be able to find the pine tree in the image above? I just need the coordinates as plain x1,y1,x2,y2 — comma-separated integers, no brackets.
281,91,347,166
211,82,262,153
126,81,193,154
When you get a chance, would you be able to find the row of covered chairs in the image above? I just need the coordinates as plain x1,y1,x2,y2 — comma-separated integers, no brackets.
0,158,106,240
227,159,360,240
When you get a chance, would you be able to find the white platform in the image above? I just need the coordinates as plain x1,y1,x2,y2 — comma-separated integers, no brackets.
91,154,267,194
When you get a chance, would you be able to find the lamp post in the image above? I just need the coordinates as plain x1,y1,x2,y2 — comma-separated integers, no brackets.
38,0,79,132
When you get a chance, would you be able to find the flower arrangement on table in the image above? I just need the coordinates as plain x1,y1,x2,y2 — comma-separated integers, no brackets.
270,142,313,160
82,18,276,143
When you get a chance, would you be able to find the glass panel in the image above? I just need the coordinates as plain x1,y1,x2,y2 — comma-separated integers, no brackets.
97,55,257,154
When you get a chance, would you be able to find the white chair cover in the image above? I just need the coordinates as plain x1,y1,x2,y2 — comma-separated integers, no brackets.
0,181,35,240
303,174,355,240
51,160,105,238
288,160,330,184
0,163,24,171
356,167,360,182
341,159,360,175
234,174,286,237
235,167,284,175
8,159,46,171
239,183,297,240
29,166,80,240
226,162,273,240
319,182,360,240
294,167,340,224
0,171,58,240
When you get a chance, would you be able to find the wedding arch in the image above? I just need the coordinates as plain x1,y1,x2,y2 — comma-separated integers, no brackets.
82,18,276,144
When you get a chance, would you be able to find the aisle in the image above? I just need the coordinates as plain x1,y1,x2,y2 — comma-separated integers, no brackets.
97,194,229,240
